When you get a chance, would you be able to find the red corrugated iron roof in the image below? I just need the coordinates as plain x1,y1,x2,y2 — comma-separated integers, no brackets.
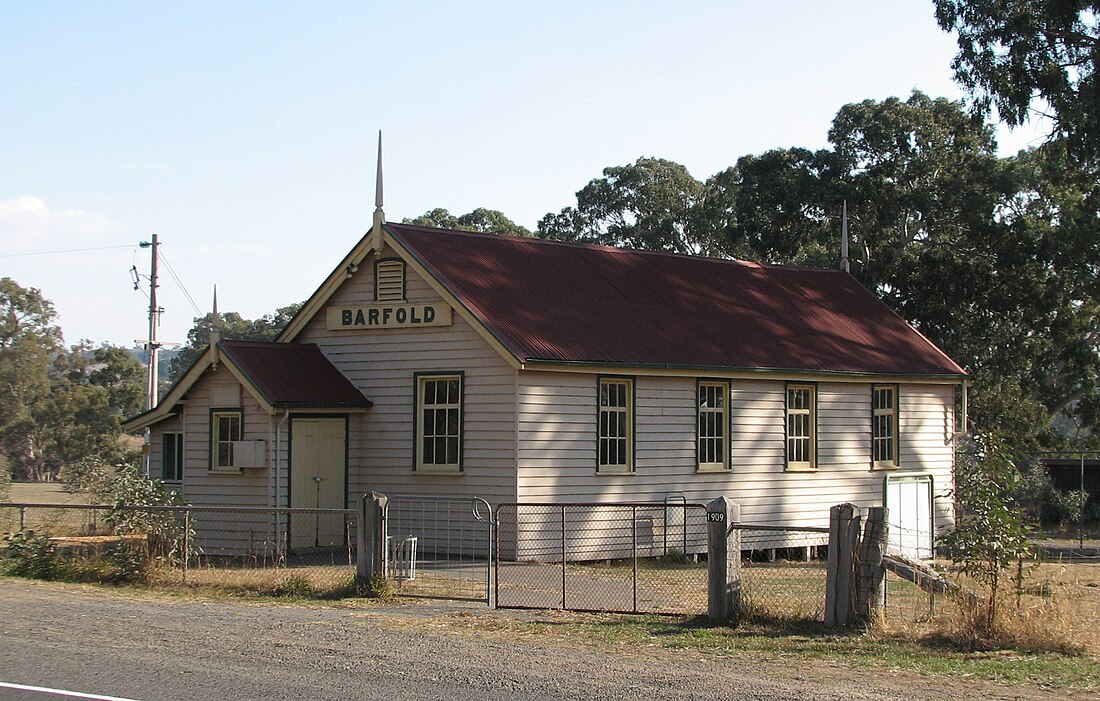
218,340,372,407
387,224,966,377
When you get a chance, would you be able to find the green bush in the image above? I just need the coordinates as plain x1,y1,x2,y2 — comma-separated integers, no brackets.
106,542,150,584
2,530,65,580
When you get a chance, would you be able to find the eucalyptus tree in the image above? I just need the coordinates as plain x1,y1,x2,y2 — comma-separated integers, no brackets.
404,208,532,237
166,302,304,383
538,157,721,256
935,0,1100,165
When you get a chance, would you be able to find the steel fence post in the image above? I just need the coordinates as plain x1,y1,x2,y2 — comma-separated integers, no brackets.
561,504,567,610
632,505,638,613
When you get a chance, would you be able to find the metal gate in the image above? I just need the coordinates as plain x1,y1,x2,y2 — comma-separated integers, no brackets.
383,495,495,604
493,501,710,615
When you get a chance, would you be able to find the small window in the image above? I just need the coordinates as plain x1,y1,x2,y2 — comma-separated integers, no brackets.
163,432,183,482
872,385,899,468
697,381,729,471
416,374,463,471
375,259,406,302
211,410,242,471
598,377,634,473
786,384,816,470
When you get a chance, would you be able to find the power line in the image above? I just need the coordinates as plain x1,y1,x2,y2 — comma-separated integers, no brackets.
159,249,202,317
0,244,135,258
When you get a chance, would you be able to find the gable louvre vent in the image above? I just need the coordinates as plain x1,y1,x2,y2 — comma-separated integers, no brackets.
375,259,405,302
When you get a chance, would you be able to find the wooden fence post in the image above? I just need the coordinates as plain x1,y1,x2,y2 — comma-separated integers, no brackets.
707,497,740,621
357,492,388,583
825,503,859,627
856,506,888,623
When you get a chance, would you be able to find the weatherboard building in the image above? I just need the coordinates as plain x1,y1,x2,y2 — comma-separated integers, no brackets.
124,192,968,559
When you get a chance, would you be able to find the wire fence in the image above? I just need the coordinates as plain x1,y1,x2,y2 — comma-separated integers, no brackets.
0,503,358,592
494,502,710,615
733,524,830,622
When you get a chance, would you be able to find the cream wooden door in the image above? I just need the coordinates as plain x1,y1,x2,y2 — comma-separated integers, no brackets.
290,418,346,550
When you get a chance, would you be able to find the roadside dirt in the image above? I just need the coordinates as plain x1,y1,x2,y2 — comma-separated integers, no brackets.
0,579,1092,701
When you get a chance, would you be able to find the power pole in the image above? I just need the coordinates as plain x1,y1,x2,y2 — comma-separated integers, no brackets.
138,234,162,474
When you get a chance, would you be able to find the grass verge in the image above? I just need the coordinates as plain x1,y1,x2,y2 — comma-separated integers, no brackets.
413,611,1100,691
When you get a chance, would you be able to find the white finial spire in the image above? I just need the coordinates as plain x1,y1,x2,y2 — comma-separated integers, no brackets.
371,130,385,252
840,200,850,273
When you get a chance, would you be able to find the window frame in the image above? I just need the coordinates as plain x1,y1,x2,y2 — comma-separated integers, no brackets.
785,383,817,471
597,375,635,474
413,372,465,473
871,384,900,469
163,431,184,483
696,379,730,472
209,409,243,473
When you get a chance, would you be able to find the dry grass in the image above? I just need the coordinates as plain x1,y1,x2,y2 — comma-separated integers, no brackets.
149,562,358,598
878,557,1100,658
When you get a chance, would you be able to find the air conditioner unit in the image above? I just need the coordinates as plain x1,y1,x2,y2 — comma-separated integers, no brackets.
230,440,267,469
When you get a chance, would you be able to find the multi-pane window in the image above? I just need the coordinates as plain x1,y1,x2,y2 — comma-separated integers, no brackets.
598,378,633,472
417,375,462,471
211,410,242,471
786,385,816,469
163,432,183,482
872,385,898,468
697,381,729,471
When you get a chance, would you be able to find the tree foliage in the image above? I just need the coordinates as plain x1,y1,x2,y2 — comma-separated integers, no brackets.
403,208,532,237
166,302,304,383
935,0,1100,164
538,157,721,256
0,278,145,481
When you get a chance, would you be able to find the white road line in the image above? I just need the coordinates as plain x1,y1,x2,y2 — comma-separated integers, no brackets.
0,682,143,701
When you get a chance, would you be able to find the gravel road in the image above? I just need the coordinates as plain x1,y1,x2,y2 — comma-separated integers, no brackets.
0,579,1084,701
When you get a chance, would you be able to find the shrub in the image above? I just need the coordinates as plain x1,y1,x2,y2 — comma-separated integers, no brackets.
100,463,194,566
941,434,1034,631
106,542,151,584
63,458,111,498
2,530,65,580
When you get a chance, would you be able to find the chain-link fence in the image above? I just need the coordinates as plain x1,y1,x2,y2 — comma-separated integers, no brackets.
732,524,830,622
1,502,358,593
494,502,709,615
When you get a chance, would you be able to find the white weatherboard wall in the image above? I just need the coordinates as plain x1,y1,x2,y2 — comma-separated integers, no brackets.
295,244,519,513
515,373,956,559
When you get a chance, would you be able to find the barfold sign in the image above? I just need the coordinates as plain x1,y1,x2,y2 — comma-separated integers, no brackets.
326,303,453,331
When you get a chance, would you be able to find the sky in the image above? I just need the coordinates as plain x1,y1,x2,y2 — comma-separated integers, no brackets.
0,1,1052,349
